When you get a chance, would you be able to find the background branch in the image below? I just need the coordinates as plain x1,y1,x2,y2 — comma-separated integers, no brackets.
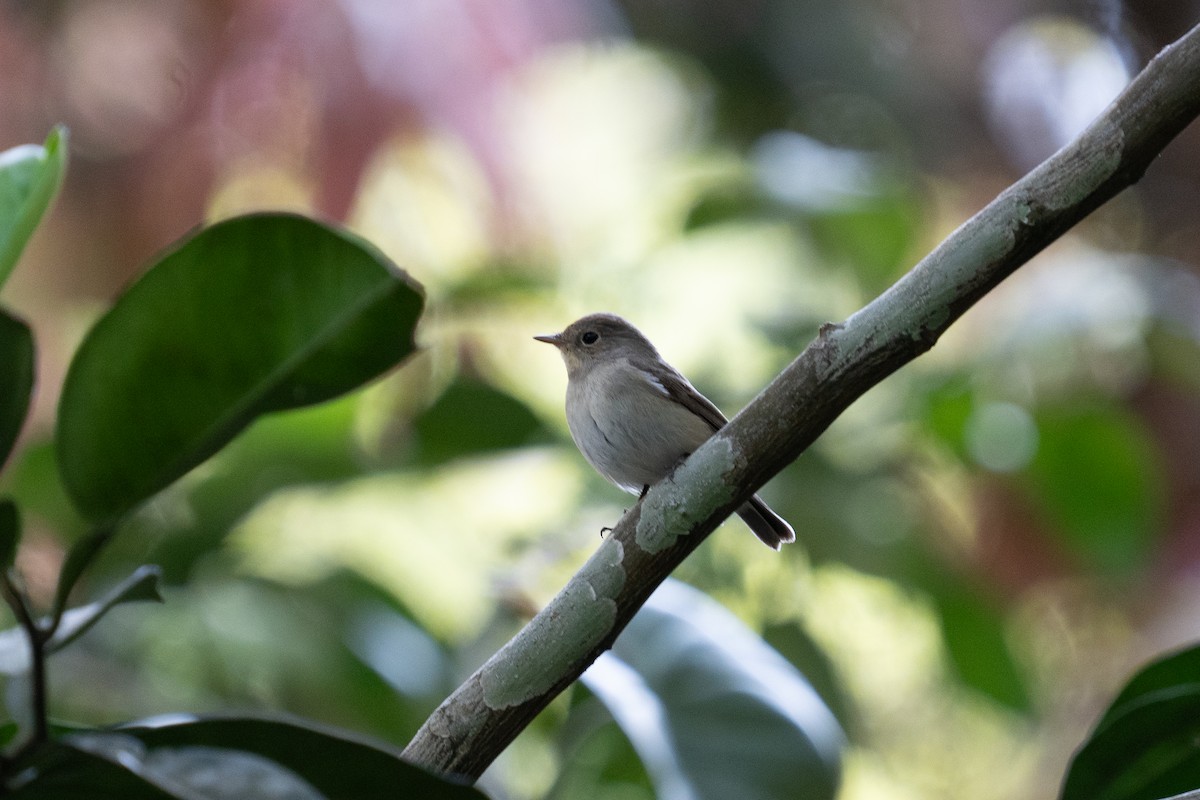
402,23,1200,780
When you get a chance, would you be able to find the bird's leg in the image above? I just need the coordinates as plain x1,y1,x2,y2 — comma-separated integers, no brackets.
603,487,650,538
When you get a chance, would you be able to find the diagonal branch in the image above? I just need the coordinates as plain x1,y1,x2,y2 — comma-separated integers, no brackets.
403,23,1200,780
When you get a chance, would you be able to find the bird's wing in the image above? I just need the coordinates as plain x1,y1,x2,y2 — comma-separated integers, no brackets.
631,357,729,433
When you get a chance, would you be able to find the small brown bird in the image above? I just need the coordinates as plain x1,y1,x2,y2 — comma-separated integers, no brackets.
535,313,795,549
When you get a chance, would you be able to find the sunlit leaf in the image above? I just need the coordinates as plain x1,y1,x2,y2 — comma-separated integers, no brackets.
1024,405,1163,574
119,715,489,799
0,309,34,470
0,126,67,291
586,579,843,800
57,212,424,524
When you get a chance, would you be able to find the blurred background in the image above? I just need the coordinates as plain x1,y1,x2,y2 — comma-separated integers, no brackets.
2,0,1200,798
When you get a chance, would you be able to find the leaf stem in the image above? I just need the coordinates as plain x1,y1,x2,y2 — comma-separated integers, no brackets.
1,571,48,753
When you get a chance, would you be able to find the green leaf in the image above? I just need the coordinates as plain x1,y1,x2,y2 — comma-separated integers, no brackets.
923,566,1030,709
0,126,68,291
0,719,17,747
0,309,34,470
412,378,548,465
48,525,115,627
0,564,161,674
1098,646,1200,731
57,212,424,524
589,579,843,800
1024,405,1163,574
807,188,918,291
1061,677,1200,800
119,715,490,799
6,740,182,799
0,498,18,569
683,185,776,231
1060,646,1200,800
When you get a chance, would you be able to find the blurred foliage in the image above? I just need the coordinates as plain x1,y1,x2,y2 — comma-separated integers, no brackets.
0,126,65,290
590,580,843,800
0,2,1196,799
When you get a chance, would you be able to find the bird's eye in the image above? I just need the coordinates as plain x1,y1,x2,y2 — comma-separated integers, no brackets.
581,331,599,345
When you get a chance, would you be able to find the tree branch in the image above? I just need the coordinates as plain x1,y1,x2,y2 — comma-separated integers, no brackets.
403,24,1200,780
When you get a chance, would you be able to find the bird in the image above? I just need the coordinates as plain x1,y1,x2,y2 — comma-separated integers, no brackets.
535,312,795,549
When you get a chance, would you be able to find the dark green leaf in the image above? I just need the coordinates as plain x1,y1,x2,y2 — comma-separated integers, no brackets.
0,309,34,470
1061,683,1200,800
57,212,424,524
1098,647,1200,731
5,740,182,799
412,378,548,465
592,579,843,800
0,498,18,569
0,126,67,291
120,715,489,799
1025,406,1163,574
0,719,17,747
68,732,327,800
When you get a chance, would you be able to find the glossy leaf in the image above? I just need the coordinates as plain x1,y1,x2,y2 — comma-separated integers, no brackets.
1098,647,1200,730
0,309,34,470
119,715,489,799
0,126,67,291
1061,681,1200,800
1061,645,1200,800
587,579,844,800
5,740,180,799
57,212,424,524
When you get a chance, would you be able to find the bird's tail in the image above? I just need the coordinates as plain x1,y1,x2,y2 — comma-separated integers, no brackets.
737,495,796,550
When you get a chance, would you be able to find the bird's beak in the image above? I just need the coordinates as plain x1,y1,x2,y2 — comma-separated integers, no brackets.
533,332,564,347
